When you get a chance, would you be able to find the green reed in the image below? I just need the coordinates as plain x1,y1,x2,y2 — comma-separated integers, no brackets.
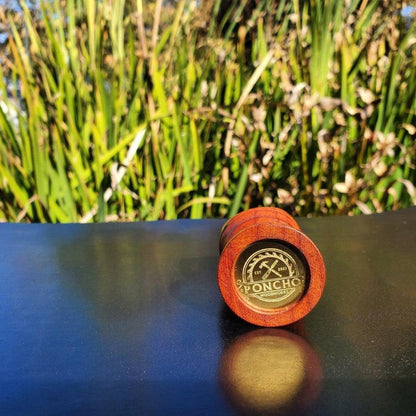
0,0,415,222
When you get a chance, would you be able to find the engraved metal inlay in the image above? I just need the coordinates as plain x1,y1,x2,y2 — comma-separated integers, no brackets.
235,241,307,310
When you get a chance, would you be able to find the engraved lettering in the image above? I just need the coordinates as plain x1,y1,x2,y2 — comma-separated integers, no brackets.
272,280,281,290
237,244,307,309
292,277,301,287
252,283,262,293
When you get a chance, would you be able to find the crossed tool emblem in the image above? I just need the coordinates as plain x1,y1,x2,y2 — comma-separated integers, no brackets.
259,260,283,280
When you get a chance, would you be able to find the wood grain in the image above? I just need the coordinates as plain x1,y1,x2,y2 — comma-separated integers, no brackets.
219,207,301,252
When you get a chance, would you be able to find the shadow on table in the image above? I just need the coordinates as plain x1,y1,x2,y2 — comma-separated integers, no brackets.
54,223,222,323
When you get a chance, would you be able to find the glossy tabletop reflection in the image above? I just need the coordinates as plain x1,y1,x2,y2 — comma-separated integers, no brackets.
0,209,415,415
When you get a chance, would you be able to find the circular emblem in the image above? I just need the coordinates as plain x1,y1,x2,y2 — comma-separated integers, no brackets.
235,241,307,310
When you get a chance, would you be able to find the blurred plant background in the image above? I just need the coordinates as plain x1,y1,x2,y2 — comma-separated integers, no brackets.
0,0,415,222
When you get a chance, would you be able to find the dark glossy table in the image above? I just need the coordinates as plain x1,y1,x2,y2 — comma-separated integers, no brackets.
1,209,415,415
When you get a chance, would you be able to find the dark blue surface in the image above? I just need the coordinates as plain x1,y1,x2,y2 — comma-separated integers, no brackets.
0,211,415,415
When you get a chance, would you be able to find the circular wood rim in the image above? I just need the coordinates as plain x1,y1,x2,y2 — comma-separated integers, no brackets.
217,223,326,327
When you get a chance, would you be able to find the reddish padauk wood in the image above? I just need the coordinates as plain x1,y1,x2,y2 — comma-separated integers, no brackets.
217,207,326,327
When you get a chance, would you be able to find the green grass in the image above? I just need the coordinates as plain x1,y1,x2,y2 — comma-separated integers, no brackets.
0,0,415,222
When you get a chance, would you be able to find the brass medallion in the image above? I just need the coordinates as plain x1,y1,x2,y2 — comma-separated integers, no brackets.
235,240,307,310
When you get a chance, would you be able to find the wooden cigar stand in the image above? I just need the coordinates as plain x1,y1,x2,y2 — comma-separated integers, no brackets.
217,207,326,327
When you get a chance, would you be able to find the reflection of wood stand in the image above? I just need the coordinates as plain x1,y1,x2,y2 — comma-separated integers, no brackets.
219,328,322,416
217,207,326,327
